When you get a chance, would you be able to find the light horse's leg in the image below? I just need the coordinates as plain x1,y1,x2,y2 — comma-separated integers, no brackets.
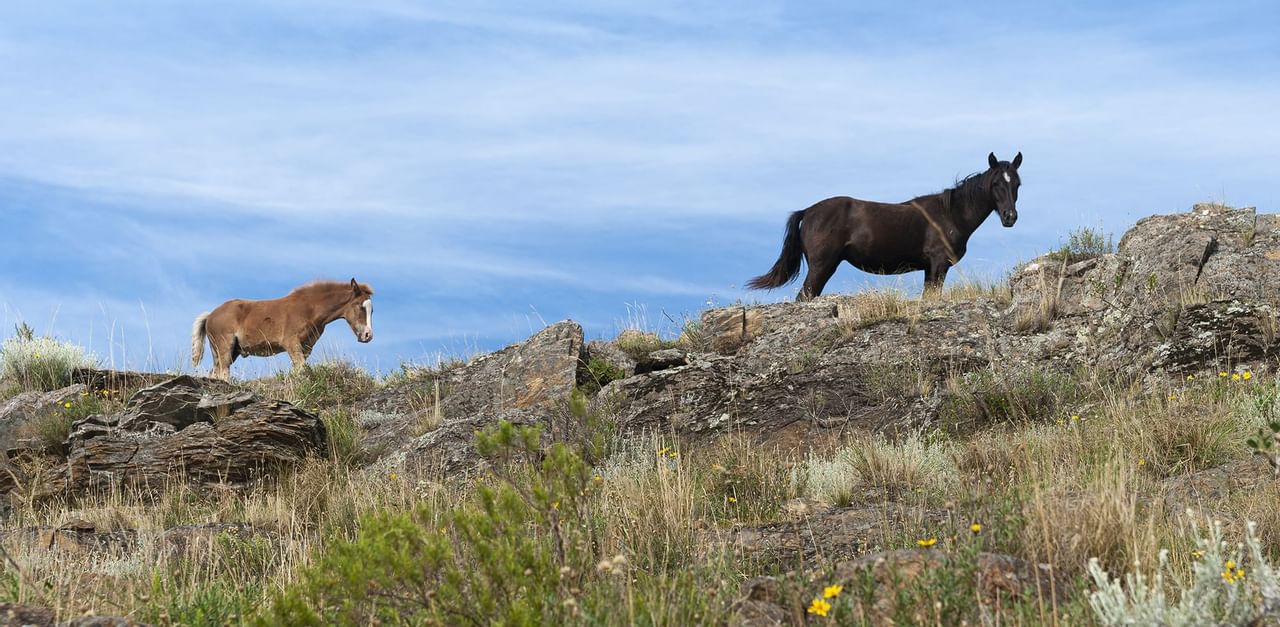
209,334,235,381
285,343,309,371
285,332,318,373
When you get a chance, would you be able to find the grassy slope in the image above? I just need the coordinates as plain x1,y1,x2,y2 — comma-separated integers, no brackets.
1,283,1278,625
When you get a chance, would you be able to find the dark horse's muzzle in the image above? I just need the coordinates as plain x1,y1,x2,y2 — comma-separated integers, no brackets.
998,206,1018,227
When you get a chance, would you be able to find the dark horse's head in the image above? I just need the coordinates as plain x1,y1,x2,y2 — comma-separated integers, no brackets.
986,151,1023,227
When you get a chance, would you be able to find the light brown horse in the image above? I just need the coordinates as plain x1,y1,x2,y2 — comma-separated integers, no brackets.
192,279,374,380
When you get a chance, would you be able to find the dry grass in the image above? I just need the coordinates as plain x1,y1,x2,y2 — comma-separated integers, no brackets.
940,278,1013,305
835,289,920,332
3,336,1279,624
1013,260,1065,334
797,433,956,504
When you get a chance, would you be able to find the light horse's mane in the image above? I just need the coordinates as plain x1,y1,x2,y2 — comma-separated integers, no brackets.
288,280,375,298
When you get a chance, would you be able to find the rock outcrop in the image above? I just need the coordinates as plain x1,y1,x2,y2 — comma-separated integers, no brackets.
1,376,326,499
364,320,586,473
0,603,146,627
5,205,1275,501
65,376,326,491
0,385,86,455
588,204,1280,448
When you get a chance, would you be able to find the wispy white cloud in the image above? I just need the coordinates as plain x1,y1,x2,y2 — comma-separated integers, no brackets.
0,0,1276,371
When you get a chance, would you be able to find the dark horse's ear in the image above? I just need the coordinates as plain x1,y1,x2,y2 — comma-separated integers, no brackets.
1011,152,1023,169
350,278,359,294
988,152,999,169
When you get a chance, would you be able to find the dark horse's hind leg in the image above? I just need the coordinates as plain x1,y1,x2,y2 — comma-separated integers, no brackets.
798,257,840,302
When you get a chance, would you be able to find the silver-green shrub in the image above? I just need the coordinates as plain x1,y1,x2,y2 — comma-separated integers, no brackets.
1089,517,1280,626
0,323,96,391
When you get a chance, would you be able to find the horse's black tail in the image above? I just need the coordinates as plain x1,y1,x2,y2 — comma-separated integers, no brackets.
746,210,806,290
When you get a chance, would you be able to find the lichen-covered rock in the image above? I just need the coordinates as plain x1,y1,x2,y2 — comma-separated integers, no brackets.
586,205,1280,449
159,523,278,561
52,376,326,493
0,384,86,453
1010,204,1280,377
0,519,135,556
633,348,688,375
367,321,585,475
1,602,150,626
582,339,637,379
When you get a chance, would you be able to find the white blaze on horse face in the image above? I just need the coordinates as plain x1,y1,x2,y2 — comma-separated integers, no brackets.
363,299,373,333
1003,172,1011,183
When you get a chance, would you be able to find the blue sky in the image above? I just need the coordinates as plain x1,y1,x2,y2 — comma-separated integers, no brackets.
1,1,1277,375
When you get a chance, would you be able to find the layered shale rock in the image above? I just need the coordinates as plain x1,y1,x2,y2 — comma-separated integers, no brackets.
0,376,325,499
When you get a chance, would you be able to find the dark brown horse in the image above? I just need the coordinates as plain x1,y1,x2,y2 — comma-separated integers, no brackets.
747,152,1022,300
192,279,374,380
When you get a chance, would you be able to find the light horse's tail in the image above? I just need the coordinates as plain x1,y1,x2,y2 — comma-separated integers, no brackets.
191,312,211,368
746,209,806,290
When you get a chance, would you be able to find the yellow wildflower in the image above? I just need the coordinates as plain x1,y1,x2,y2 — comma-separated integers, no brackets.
917,538,937,548
1191,550,1204,559
63,401,72,409
1243,372,1253,381
593,475,603,483
1232,373,1242,382
807,598,831,617
1187,374,1195,381
1138,459,1146,466
823,584,843,599
727,496,737,504
1168,394,1178,401
1071,415,1080,422
389,472,398,481
970,523,983,535
1226,559,1237,570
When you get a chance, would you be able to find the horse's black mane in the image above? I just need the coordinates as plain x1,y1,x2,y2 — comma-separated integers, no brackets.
944,170,991,213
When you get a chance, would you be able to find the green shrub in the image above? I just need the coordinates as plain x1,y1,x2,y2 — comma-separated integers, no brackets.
30,392,104,450
1050,227,1115,264
145,576,261,627
320,408,361,466
0,323,96,392
939,368,1090,433
265,419,604,625
580,357,625,394
291,360,377,410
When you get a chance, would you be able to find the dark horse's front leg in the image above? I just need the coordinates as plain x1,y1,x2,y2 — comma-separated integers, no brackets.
923,261,950,298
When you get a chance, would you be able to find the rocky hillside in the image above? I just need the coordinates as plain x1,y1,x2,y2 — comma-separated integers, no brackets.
360,203,1280,474
2,203,1279,626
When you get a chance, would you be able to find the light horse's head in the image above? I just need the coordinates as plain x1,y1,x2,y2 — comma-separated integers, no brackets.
341,278,375,343
986,151,1023,227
